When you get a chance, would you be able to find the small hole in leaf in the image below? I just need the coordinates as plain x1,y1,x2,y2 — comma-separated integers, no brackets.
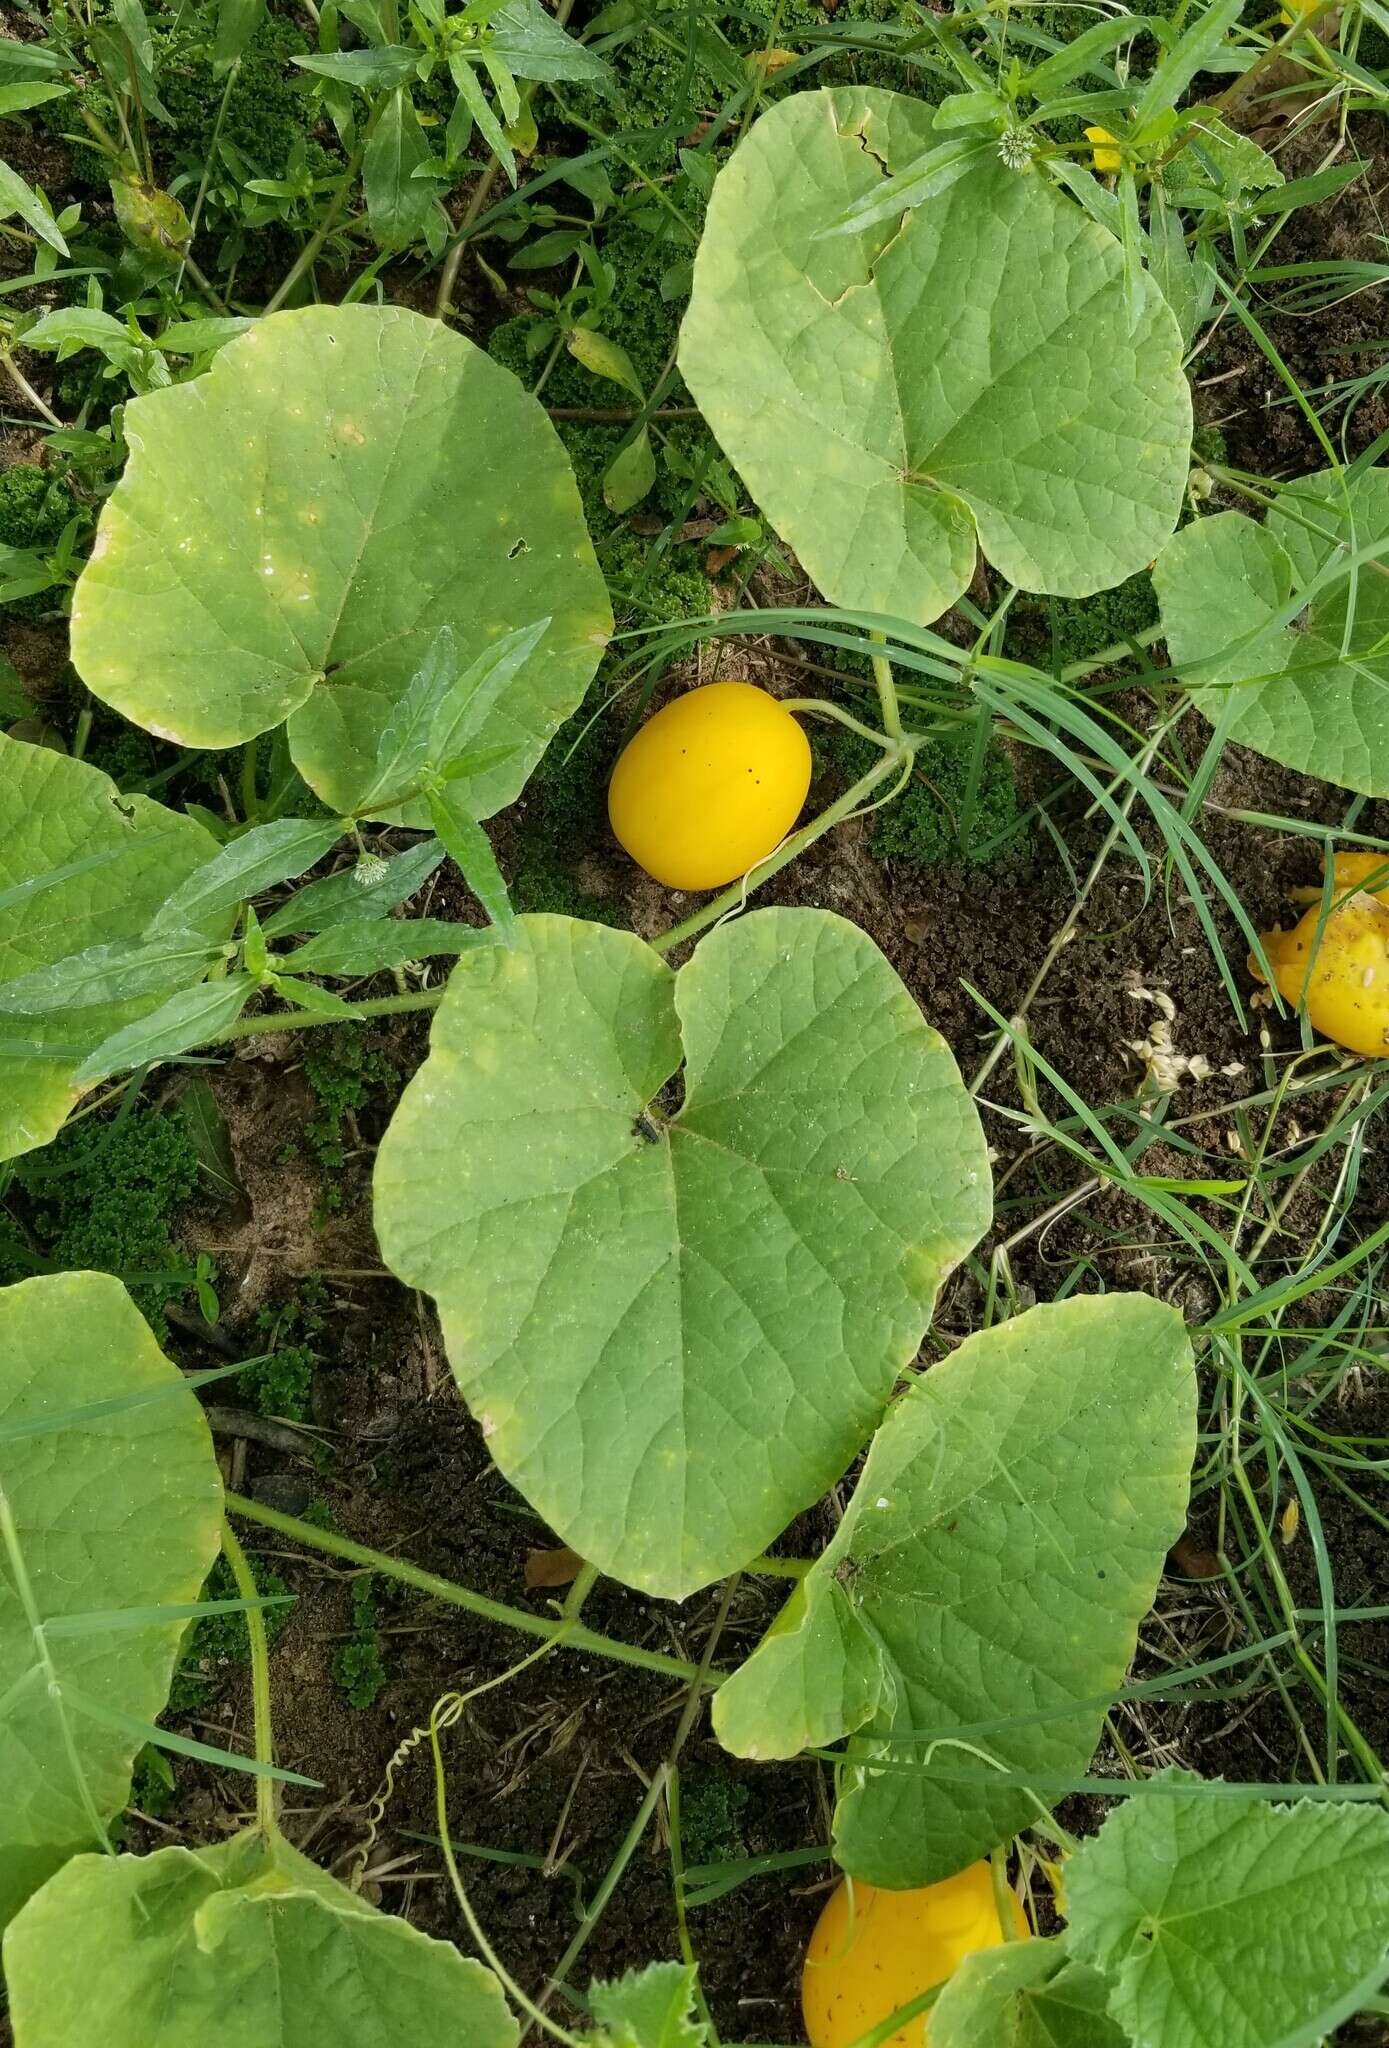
507,537,530,560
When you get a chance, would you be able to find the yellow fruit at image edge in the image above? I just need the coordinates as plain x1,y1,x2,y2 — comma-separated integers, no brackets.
607,681,812,891
802,1865,1028,2048
1253,852,1389,1061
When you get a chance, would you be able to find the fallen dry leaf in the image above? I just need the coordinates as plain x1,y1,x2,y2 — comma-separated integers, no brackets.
525,1545,586,1589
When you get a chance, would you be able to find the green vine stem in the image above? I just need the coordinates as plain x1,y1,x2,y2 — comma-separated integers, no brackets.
522,1575,741,2043
650,739,916,956
868,634,903,740
224,1491,710,1685
432,1711,587,2048
744,1553,812,1579
216,987,446,1042
221,1516,279,1836
205,735,914,1048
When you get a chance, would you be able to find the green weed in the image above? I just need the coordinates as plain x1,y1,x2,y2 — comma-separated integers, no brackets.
333,1576,389,1710
0,1108,201,1337
242,1278,329,1423
303,1032,398,1210
826,728,1025,870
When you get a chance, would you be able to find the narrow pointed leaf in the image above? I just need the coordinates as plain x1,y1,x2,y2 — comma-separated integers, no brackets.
285,918,489,978
427,787,516,938
147,819,346,934
260,837,445,937
71,975,255,1085
267,974,364,1020
0,930,222,1015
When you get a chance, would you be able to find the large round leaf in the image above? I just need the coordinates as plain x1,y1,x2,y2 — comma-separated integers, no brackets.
0,1273,223,1932
70,305,612,817
3,1829,520,2048
712,1295,1195,1884
679,88,1191,625
1153,467,1389,796
374,911,991,1600
0,735,226,1162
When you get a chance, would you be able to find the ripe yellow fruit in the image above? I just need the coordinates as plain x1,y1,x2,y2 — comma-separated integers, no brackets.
1328,850,1389,905
607,681,812,891
1253,893,1389,1062
802,1865,1028,2048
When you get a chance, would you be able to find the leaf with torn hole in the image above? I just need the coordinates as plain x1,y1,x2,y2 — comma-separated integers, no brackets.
71,306,611,822
679,88,1191,626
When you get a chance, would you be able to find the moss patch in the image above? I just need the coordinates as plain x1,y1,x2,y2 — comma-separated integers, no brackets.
826,727,1025,870
1006,570,1160,671
1,1107,200,1337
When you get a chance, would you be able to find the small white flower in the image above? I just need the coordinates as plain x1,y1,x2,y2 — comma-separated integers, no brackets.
997,125,1035,173
353,854,389,889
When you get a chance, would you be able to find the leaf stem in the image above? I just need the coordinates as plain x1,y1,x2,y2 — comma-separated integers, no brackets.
224,1491,711,1684
782,697,899,747
869,634,903,740
264,140,367,315
523,1576,742,2043
431,1707,587,2048
0,346,64,429
221,1517,278,1835
744,1553,813,1579
215,987,447,1042
650,741,914,955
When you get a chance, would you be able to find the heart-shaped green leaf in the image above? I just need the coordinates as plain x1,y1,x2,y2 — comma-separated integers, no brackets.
70,305,611,818
712,1295,1195,1884
1153,467,1389,796
2,1828,519,2047
373,911,990,1599
1064,1773,1389,2048
0,1273,223,1933
679,87,1191,625
0,734,228,1162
